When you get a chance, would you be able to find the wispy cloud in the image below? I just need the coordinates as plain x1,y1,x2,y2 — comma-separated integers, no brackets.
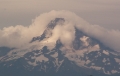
0,10,120,52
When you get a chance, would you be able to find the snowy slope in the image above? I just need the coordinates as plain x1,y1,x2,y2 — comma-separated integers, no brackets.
0,18,120,76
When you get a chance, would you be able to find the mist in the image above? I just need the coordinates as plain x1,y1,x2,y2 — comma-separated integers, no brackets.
0,10,120,52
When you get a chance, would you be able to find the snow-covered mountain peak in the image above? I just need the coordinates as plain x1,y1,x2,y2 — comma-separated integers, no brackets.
31,18,65,43
0,17,120,76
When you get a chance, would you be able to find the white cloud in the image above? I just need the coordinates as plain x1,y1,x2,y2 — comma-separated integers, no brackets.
0,10,120,52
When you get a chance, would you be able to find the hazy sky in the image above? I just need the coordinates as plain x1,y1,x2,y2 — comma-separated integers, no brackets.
0,0,120,30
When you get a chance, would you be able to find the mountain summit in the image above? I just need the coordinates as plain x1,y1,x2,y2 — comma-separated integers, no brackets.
0,18,120,76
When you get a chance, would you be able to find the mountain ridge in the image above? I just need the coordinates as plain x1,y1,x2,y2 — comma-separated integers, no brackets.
0,18,120,76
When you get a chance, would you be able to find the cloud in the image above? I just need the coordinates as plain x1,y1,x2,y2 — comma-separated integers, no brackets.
76,24,120,51
0,0,120,30
52,23,75,46
0,11,56,48
0,10,120,52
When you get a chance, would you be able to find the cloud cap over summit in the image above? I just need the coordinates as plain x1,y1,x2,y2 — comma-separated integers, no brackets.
0,10,120,52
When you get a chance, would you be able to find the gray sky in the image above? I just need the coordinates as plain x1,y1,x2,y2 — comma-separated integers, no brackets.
0,0,120,30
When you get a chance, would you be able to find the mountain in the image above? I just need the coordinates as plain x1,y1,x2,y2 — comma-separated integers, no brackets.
0,18,120,76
